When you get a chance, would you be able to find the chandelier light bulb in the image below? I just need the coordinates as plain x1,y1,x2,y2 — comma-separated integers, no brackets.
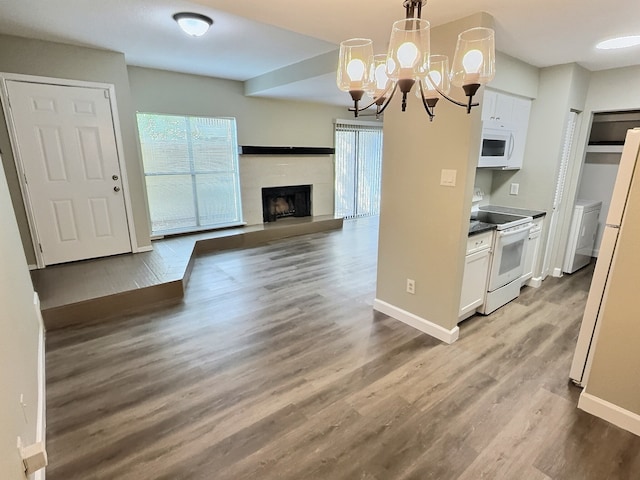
397,42,419,68
346,59,366,82
463,49,483,73
386,58,397,77
426,70,442,88
374,64,389,90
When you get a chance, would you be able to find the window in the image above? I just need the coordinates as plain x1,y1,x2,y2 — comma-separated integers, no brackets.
334,121,383,218
136,113,243,235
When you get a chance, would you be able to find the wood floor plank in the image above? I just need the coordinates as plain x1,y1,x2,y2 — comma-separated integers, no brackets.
44,217,640,480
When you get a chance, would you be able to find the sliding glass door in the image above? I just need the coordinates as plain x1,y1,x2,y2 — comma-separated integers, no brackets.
334,121,383,219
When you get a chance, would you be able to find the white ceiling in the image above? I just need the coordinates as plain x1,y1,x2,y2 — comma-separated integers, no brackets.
0,0,638,106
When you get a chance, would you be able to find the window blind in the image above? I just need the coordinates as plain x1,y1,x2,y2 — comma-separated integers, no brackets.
334,122,383,219
137,113,243,235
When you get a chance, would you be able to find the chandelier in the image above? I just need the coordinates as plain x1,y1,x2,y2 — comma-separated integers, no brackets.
337,0,495,120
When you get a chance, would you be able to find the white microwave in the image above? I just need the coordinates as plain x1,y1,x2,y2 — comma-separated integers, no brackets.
478,125,514,168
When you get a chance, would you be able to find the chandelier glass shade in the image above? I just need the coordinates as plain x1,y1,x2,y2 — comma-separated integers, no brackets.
450,27,496,88
337,1,495,120
367,55,392,99
419,54,450,99
336,38,374,101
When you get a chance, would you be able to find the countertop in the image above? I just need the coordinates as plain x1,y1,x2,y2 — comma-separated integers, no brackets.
468,221,497,236
480,204,547,219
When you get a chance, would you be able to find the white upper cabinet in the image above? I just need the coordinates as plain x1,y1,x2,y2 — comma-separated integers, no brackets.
481,90,499,123
481,89,516,124
504,96,532,170
479,89,532,170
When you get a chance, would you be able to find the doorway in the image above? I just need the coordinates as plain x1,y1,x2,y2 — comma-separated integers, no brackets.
1,75,135,266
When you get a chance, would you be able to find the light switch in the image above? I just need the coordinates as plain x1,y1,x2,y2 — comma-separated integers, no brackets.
440,169,457,187
510,183,520,195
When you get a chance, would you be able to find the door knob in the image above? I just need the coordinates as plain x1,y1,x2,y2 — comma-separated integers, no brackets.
112,175,119,181
113,186,121,192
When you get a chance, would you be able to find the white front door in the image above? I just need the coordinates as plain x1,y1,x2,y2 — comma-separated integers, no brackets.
5,80,131,265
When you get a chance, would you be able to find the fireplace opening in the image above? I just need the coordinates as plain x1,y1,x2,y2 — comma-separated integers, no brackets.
262,185,312,222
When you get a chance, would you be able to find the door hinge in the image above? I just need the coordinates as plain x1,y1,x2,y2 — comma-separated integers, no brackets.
23,173,28,185
38,243,43,253
104,90,110,99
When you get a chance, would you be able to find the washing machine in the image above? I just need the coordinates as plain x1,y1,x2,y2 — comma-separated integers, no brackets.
563,199,602,274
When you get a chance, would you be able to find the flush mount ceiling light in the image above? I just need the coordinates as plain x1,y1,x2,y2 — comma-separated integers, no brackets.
596,35,640,50
337,0,496,120
173,12,213,37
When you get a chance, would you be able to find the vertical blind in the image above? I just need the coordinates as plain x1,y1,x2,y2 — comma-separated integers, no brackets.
334,121,383,219
137,113,242,235
542,110,579,276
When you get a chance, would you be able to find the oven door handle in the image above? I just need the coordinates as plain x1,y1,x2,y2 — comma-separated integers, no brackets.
497,225,531,238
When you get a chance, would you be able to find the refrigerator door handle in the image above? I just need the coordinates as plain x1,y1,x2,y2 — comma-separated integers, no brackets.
605,224,621,229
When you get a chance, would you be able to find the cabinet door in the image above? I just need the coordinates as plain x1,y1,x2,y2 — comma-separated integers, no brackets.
521,218,543,286
504,97,532,170
459,249,490,317
493,93,515,123
481,90,498,122
521,236,537,283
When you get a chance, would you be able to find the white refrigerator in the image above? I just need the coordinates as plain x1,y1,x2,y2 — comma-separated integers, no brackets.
569,128,640,386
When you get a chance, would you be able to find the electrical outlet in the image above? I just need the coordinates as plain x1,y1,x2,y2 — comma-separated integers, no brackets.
406,278,415,294
510,183,520,195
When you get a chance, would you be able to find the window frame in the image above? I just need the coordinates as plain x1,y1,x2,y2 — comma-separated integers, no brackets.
136,112,244,236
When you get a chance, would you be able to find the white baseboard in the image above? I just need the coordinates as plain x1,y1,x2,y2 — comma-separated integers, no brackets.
135,245,154,253
373,299,460,344
33,293,47,480
578,391,640,437
526,276,543,288
552,267,563,278
28,264,38,271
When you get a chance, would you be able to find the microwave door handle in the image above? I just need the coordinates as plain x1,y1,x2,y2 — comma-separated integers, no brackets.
508,132,515,159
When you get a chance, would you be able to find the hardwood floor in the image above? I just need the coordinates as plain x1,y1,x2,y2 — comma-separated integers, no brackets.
45,217,640,480
32,215,341,329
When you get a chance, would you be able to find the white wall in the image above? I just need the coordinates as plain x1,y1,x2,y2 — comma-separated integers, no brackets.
553,66,640,272
472,52,539,206
127,66,345,225
0,34,152,264
0,154,43,480
489,51,539,99
491,63,591,277
376,13,491,337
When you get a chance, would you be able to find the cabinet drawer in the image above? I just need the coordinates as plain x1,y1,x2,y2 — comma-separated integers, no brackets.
467,231,493,254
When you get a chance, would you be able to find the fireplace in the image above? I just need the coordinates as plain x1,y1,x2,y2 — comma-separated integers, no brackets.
262,185,312,222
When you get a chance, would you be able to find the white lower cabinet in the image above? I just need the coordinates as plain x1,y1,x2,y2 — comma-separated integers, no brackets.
521,217,544,287
459,231,493,320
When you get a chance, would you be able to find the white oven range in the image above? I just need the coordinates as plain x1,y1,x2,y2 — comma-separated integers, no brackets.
474,211,533,314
